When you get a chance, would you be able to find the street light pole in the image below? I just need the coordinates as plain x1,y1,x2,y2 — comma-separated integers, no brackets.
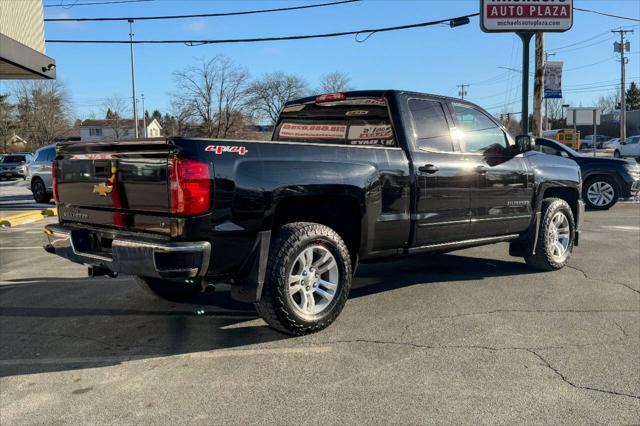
128,19,139,139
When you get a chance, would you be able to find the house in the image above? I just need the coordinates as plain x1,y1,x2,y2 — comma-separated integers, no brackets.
80,118,163,142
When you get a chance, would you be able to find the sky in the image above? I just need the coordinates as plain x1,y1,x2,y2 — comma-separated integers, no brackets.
33,0,640,121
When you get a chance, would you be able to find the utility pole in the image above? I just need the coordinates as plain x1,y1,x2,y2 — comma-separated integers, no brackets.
613,28,633,142
128,19,139,139
533,32,544,137
141,93,146,138
457,83,468,100
544,51,556,131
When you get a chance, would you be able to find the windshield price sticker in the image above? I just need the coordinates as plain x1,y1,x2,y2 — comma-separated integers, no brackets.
481,0,573,33
279,123,347,139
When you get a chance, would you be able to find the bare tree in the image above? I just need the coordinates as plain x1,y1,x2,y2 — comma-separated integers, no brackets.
13,80,72,150
596,91,621,114
172,55,251,138
318,71,353,93
102,94,130,140
247,72,309,124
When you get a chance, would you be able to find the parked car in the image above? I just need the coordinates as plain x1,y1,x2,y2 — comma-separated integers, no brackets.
0,154,29,180
26,144,56,203
603,138,619,150
44,90,584,335
534,138,640,210
613,135,640,160
580,134,611,150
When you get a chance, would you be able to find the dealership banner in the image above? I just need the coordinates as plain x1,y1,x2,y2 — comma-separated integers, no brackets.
544,61,564,99
481,0,573,33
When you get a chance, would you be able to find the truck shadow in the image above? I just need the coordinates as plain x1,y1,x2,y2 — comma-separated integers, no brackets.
0,253,533,377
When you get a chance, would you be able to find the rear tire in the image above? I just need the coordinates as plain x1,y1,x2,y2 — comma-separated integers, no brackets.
135,276,202,303
255,222,352,335
32,178,51,203
583,176,618,210
524,198,575,271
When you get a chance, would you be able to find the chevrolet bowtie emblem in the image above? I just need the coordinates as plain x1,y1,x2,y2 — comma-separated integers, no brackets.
93,183,113,197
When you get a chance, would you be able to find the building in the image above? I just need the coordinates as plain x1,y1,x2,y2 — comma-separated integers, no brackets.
80,118,163,142
0,0,55,80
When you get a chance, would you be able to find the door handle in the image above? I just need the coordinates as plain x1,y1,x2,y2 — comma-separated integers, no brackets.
419,164,439,174
475,164,488,174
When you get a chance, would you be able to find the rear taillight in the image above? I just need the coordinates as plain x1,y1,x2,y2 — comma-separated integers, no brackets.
169,158,211,216
52,160,59,203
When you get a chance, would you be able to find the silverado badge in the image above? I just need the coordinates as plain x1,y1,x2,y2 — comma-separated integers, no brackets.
93,183,113,197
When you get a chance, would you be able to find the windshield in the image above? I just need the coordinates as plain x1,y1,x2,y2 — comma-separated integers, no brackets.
0,155,26,163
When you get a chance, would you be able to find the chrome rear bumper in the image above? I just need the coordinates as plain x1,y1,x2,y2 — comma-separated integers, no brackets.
44,224,210,279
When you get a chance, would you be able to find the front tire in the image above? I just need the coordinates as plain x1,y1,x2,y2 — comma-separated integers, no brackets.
135,276,202,302
613,150,621,158
524,198,575,271
583,176,618,210
255,222,352,335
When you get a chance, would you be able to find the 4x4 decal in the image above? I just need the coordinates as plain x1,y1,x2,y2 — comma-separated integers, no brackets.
205,145,248,156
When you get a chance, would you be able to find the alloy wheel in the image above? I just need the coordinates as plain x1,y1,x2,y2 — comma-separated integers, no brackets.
548,211,571,262
587,181,615,207
287,245,339,316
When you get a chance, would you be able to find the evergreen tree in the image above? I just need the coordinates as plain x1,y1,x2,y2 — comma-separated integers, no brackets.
626,82,640,111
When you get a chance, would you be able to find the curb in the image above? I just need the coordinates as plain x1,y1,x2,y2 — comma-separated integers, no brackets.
0,208,57,228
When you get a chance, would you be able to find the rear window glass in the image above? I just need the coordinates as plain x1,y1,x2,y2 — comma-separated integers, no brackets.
1,155,26,163
273,98,396,147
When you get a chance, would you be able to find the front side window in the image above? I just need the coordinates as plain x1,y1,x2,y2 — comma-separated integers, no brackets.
536,143,568,157
408,99,453,152
452,103,507,154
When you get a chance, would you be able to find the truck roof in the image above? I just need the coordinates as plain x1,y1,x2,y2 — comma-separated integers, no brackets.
285,90,462,107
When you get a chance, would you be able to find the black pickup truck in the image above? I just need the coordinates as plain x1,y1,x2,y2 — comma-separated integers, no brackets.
45,90,585,335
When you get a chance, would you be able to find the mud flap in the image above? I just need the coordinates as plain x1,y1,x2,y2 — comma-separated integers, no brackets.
230,231,271,303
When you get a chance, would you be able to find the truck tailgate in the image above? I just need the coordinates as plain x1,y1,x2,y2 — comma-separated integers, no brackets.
56,140,175,225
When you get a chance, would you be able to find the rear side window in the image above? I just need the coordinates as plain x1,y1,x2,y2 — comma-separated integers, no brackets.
408,99,453,152
274,98,396,147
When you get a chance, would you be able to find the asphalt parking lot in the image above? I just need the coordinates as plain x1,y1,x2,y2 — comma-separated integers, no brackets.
0,185,638,423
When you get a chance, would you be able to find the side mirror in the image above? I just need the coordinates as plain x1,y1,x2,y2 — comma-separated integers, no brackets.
515,135,534,154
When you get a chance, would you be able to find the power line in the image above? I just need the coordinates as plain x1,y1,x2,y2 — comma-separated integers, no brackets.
44,0,360,22
44,0,153,7
45,13,480,45
574,7,640,23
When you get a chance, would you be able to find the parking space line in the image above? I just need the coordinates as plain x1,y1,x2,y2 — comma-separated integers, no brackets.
0,247,45,250
0,346,332,366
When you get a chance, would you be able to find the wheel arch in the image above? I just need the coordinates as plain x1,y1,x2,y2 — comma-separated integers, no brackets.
270,191,365,263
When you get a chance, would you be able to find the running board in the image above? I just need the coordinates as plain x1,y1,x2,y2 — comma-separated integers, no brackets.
407,234,520,255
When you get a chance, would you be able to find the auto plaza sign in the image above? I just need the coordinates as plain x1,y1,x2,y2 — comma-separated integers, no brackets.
481,0,573,33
